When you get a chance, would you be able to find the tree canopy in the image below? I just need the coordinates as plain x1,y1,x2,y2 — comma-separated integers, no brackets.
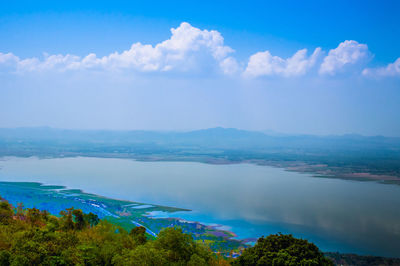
0,195,333,265
233,233,333,266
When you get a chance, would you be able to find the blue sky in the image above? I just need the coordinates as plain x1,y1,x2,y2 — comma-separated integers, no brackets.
0,1,399,136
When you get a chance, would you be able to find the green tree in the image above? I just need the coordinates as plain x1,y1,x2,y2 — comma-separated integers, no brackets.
45,215,60,232
84,212,100,227
60,207,74,231
188,253,208,266
0,250,11,266
78,244,101,265
10,255,29,266
155,227,195,263
233,233,333,266
113,243,168,266
26,208,42,226
129,226,147,245
0,201,13,225
72,209,87,230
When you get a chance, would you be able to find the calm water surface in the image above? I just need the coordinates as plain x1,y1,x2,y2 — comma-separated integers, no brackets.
0,156,399,257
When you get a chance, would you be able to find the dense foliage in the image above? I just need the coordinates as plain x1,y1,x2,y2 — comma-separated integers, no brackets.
0,196,334,265
0,197,229,266
233,233,333,266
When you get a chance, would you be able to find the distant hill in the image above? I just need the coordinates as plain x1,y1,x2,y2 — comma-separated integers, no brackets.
1,127,400,182
1,126,399,150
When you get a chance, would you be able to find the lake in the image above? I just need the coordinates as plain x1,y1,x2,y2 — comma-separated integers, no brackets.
0,156,399,257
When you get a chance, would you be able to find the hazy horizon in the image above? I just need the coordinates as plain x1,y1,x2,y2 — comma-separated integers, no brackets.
1,125,400,138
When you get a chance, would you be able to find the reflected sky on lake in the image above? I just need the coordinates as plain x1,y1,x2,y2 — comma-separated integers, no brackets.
0,156,400,257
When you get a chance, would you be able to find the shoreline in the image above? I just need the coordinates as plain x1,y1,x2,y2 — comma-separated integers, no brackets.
1,154,399,186
2,156,400,257
0,180,248,252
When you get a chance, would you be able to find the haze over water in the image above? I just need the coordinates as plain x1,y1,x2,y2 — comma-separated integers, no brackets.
0,156,399,257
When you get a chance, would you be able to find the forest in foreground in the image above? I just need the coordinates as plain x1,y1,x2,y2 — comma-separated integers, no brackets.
0,195,333,265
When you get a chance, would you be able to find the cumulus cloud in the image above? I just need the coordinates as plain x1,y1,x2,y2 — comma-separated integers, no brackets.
0,22,235,74
319,40,371,75
362,58,400,78
0,53,19,69
1,24,398,81
243,48,321,78
219,56,240,75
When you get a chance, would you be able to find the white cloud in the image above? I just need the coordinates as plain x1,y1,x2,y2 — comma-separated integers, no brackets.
0,22,235,75
1,24,399,81
362,58,400,77
219,56,240,75
0,52,19,69
319,40,370,75
99,22,235,73
243,48,321,78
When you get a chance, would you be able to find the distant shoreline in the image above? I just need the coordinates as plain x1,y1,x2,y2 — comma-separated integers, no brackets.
2,154,399,186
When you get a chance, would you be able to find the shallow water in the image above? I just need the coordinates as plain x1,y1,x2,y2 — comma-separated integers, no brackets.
0,156,399,257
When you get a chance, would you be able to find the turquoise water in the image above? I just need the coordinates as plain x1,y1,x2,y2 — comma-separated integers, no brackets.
0,156,399,257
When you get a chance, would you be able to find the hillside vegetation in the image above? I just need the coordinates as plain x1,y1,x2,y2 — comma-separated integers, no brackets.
0,195,333,265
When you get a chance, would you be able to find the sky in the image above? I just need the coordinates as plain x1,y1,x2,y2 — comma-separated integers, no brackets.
0,0,399,136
